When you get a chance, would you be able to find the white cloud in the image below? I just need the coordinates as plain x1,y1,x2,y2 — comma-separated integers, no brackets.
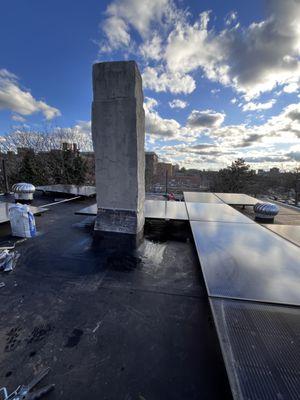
140,33,162,60
165,11,222,76
11,114,26,122
99,0,300,100
142,66,195,94
169,99,188,109
101,16,131,51
187,109,225,128
283,82,299,93
163,0,300,98
144,96,181,138
211,102,300,150
0,69,61,120
148,102,300,169
242,99,276,112
231,98,237,104
100,0,174,51
225,11,237,26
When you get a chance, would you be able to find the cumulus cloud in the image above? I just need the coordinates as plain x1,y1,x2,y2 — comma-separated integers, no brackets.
187,109,225,128
142,66,195,94
140,33,162,60
99,0,300,99
165,1,300,98
96,0,300,169
242,99,276,112
100,0,175,51
211,102,300,150
144,96,181,138
169,99,188,109
0,69,61,120
101,16,131,51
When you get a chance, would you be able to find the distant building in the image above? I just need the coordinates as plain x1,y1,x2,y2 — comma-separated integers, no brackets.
156,162,173,179
62,142,79,154
270,167,280,174
17,147,34,156
145,151,158,191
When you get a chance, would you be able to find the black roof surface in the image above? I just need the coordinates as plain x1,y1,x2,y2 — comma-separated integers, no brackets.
0,195,232,400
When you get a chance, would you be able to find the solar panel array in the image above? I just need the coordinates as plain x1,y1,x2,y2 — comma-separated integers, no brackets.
76,200,189,220
184,192,300,400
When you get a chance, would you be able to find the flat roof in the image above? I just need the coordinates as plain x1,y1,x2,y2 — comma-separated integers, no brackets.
0,197,232,400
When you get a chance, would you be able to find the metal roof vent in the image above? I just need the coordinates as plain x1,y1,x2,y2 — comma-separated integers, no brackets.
254,202,279,221
12,183,36,202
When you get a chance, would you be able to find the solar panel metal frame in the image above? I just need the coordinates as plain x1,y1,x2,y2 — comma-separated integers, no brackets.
190,220,300,306
210,298,300,400
186,202,254,224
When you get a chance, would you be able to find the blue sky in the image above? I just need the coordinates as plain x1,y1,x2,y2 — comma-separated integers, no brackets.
0,0,299,170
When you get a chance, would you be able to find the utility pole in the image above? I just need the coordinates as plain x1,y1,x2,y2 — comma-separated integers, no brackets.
2,159,9,194
165,169,168,195
296,179,300,206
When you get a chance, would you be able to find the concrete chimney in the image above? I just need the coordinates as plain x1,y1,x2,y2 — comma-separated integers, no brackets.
92,61,145,242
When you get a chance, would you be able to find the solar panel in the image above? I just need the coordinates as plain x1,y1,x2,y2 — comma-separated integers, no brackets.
145,200,188,220
186,203,254,223
190,220,300,306
264,225,300,247
36,185,96,197
214,193,260,206
75,200,188,220
183,192,223,203
210,298,300,400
